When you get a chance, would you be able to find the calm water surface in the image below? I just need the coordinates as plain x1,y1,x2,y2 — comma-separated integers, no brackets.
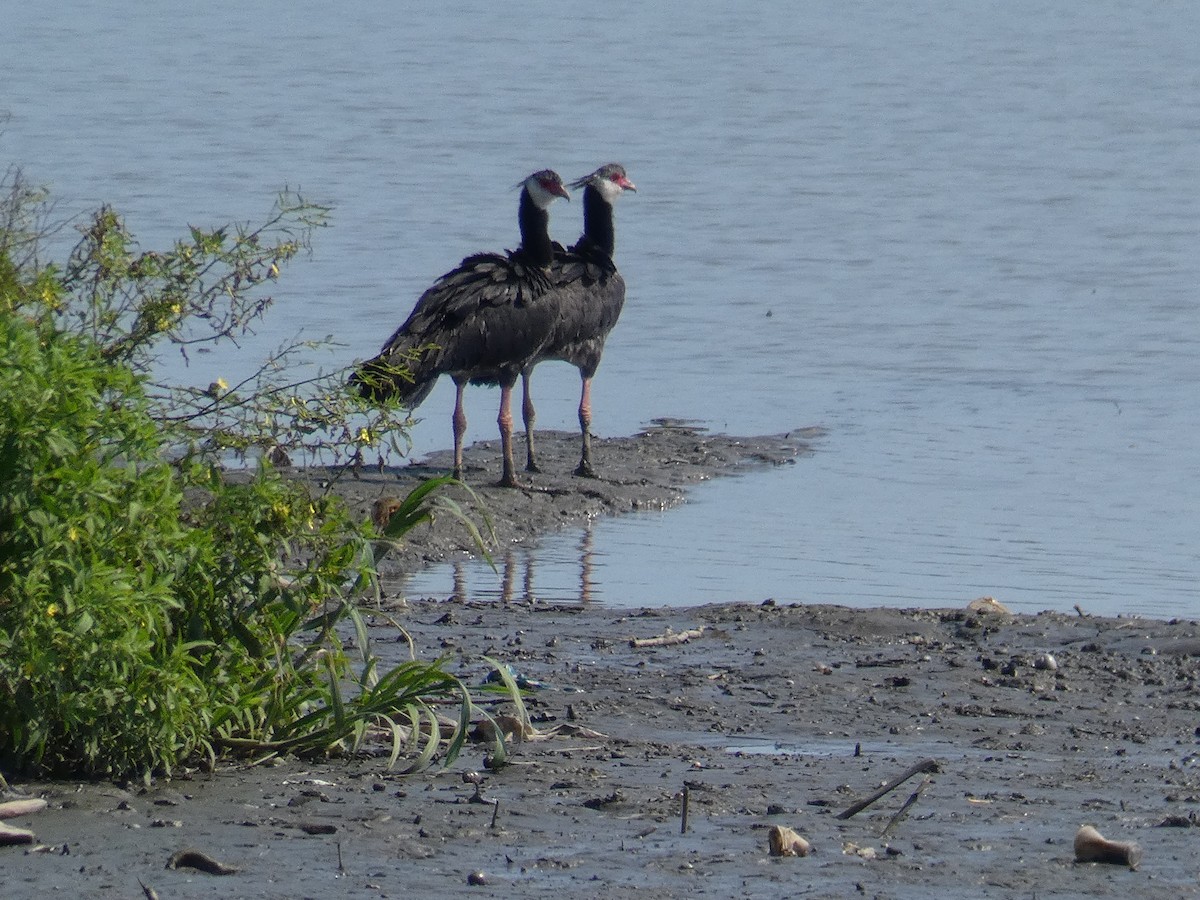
4,2,1198,617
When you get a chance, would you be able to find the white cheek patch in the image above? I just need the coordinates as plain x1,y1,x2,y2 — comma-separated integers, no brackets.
596,177,626,204
526,178,564,209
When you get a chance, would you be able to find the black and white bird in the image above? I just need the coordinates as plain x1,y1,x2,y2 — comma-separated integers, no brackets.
352,169,571,487
520,163,636,476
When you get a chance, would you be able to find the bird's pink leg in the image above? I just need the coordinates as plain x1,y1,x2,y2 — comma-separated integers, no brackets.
574,376,597,478
497,382,521,488
452,379,467,480
521,369,540,472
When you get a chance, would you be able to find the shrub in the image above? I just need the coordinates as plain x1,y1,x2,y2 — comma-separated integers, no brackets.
0,169,491,778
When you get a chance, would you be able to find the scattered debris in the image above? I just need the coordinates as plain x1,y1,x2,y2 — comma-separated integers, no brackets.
0,798,48,819
1033,652,1058,671
1155,814,1195,828
471,714,534,744
681,784,690,834
1073,825,1142,870
630,626,706,649
968,596,1012,616
880,774,932,838
768,825,811,857
837,758,940,820
371,496,403,531
583,791,624,810
298,822,337,835
166,848,239,875
0,821,35,846
842,841,878,860
484,664,546,690
854,657,907,669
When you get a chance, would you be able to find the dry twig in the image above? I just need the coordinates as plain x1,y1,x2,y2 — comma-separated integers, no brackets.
630,627,705,649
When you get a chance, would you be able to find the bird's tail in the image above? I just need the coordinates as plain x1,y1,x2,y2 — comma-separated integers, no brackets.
350,341,439,407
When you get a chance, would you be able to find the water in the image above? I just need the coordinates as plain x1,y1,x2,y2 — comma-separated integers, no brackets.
4,2,1198,618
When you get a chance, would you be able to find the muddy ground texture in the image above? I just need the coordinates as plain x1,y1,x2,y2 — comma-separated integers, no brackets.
5,426,1200,899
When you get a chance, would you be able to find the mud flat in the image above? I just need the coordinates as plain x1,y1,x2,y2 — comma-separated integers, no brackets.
4,427,1200,898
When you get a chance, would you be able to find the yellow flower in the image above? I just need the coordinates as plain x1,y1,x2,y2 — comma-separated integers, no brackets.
357,427,372,444
67,526,79,541
46,603,60,618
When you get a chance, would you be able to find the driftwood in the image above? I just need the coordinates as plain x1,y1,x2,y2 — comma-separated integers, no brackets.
0,821,35,846
630,627,705,649
0,798,48,819
836,758,940,820
1074,825,1142,869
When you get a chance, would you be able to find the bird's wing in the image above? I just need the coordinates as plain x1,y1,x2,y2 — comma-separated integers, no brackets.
554,238,618,290
371,249,557,378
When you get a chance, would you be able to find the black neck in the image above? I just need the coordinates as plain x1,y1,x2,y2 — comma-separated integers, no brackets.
581,183,615,258
518,188,554,267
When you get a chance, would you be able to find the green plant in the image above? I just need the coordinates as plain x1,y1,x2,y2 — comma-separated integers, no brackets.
0,169,497,778
0,306,208,774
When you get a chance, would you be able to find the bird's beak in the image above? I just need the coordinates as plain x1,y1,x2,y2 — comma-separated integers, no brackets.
617,175,637,193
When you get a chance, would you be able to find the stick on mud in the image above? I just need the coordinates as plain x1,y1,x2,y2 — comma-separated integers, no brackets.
880,774,931,837
631,627,705,649
837,758,940,820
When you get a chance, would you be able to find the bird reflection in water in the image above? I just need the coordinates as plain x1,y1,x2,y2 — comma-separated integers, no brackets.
441,522,596,605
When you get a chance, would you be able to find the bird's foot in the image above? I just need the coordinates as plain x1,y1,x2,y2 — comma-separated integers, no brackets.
525,460,542,474
573,460,598,479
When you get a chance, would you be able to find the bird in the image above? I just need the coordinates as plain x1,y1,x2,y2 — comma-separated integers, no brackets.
520,163,636,477
352,169,571,487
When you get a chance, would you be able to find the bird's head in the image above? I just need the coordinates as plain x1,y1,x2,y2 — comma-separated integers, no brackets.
570,164,637,203
522,169,571,208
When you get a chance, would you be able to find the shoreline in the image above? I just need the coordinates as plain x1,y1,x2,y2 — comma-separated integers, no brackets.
325,421,818,580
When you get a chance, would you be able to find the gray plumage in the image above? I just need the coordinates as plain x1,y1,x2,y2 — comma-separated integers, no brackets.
352,169,570,486
521,163,637,477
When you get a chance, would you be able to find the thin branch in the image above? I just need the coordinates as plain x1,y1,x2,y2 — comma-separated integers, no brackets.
836,758,940,820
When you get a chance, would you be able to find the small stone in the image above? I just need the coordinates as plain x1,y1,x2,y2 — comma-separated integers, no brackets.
1033,653,1058,671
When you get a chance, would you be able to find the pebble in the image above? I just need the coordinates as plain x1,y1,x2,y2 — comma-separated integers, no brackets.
1033,652,1058,671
